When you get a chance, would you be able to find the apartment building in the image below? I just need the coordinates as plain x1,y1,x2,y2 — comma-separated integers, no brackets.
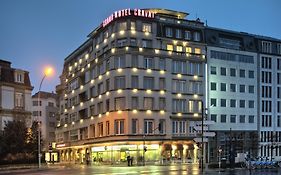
32,91,59,155
0,59,33,130
55,8,206,165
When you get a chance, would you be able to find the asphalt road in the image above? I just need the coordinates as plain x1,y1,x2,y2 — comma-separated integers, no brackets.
0,164,280,175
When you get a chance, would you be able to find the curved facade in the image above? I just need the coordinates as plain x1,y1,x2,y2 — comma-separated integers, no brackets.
55,9,206,165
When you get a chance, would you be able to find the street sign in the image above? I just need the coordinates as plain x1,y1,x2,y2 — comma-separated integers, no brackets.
194,137,208,143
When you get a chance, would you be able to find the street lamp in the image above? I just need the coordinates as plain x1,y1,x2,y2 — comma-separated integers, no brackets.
37,66,54,168
218,148,222,169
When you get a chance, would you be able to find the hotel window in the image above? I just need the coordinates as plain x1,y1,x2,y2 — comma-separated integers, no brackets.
114,76,126,89
106,121,110,136
173,99,187,112
15,92,24,107
176,29,182,38
90,105,95,116
172,79,186,93
159,58,165,70
249,115,254,123
106,59,110,71
172,120,187,134
103,30,109,39
131,76,139,88
143,97,154,110
142,23,151,33
221,99,226,107
115,97,125,110
106,79,110,91
184,31,191,40
176,46,183,52
144,57,154,69
142,39,152,48
249,70,254,78
230,115,236,123
210,82,216,91
159,98,166,110
98,122,103,137
230,84,236,92
210,66,216,75
261,56,272,69
117,38,127,47
230,68,236,77
132,97,138,109
130,38,137,46
239,69,245,78
165,27,173,37
143,77,154,89
221,115,226,123
114,56,125,68
230,99,236,107
211,115,217,122
261,41,272,53
131,55,138,68
193,32,201,41
119,21,127,31
159,119,165,134
194,48,201,54
220,67,226,76
239,115,245,123
114,120,125,135
172,60,187,74
186,47,192,53
97,102,103,114
159,78,165,90
106,99,110,112
130,21,136,30
220,83,226,91
85,71,90,83
132,119,138,134
167,44,173,51
210,98,216,107
144,120,154,134
97,82,103,95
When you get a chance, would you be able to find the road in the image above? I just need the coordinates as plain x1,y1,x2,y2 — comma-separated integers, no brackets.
0,164,280,175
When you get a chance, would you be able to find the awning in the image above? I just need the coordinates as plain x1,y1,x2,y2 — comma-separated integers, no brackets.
163,144,172,150
176,144,183,150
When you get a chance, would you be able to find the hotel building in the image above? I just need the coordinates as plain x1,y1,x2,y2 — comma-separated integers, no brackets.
55,9,206,164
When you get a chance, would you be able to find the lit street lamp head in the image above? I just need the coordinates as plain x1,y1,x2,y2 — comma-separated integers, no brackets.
44,66,54,77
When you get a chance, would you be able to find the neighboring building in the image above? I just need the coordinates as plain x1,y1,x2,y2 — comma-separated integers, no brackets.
0,59,33,130
205,28,259,164
56,8,206,165
256,36,281,160
32,91,59,152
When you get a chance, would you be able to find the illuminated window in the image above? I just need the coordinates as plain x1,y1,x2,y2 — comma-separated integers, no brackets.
142,23,151,33
195,48,201,54
176,46,183,52
167,44,173,51
119,21,127,30
186,47,192,53
114,120,125,135
130,21,136,30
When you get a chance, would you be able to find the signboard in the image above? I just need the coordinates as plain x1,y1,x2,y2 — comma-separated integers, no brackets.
102,8,155,27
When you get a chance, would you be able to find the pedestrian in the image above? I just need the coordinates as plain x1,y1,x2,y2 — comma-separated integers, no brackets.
127,155,131,166
130,156,134,166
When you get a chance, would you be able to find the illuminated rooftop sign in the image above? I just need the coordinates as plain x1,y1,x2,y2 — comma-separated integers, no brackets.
102,8,155,27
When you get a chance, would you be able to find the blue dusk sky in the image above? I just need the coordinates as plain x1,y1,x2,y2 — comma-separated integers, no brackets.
0,0,280,93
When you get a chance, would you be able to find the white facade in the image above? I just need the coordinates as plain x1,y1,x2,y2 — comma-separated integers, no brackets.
207,46,258,131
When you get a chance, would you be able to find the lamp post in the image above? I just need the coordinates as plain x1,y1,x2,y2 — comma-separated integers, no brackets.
37,66,53,168
218,148,222,170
